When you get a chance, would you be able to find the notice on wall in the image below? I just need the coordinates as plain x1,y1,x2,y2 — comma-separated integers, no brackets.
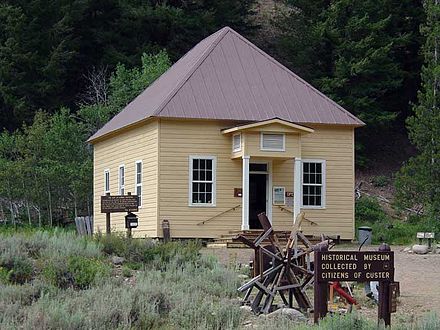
315,251,394,282
273,187,286,205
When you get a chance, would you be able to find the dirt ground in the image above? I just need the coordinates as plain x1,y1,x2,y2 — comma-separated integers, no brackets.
202,245,440,320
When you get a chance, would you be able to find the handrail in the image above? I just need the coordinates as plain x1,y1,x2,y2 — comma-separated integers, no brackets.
276,205,318,226
197,204,241,226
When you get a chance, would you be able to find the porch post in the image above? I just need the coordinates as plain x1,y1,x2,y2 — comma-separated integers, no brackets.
293,157,302,223
242,155,250,230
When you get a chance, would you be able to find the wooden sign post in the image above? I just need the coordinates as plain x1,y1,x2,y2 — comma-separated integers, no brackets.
101,192,139,235
314,243,396,326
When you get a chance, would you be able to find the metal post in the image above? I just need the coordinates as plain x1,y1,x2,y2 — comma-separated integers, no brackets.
314,243,328,324
105,192,111,235
378,243,391,327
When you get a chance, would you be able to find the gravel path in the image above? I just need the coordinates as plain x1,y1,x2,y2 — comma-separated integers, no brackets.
202,245,440,319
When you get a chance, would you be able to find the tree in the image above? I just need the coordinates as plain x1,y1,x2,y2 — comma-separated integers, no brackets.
0,0,257,131
274,0,424,159
78,51,171,134
396,0,440,215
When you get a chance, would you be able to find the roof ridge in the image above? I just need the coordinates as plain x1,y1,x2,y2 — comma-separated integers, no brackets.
225,28,364,125
153,27,230,117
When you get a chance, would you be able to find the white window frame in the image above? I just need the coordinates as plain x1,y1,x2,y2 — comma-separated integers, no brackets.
104,169,110,194
301,159,326,209
135,160,142,207
188,155,216,207
272,186,286,205
232,133,242,152
118,165,125,195
260,132,286,151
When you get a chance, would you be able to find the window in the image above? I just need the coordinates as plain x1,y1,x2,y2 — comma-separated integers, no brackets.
189,156,216,206
104,169,110,194
119,165,125,195
302,160,326,207
260,133,285,151
135,161,142,206
250,163,268,172
232,133,241,152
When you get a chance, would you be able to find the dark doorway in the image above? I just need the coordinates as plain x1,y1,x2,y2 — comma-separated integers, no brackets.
249,173,267,229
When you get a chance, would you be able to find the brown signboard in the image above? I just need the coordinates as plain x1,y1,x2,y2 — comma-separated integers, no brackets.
101,195,139,213
315,251,394,282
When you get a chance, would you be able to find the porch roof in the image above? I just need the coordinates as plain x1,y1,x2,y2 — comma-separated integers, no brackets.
221,118,314,135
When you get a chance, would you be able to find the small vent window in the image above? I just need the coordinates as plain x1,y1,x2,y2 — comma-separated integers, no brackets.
232,134,241,152
261,133,285,151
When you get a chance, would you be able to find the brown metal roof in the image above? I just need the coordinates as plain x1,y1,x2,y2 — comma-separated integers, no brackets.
89,27,364,142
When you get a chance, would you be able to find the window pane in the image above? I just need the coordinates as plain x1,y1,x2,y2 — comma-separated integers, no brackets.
250,163,267,172
200,170,205,181
316,196,321,206
137,173,142,184
193,159,199,170
193,169,199,181
120,188,124,195
316,173,322,184
206,170,212,181
315,186,321,195
137,162,142,174
199,183,205,193
206,183,212,193
316,163,322,172
200,159,206,170
206,159,212,170
206,192,212,203
303,173,309,184
303,163,309,173
192,193,198,203
192,183,198,193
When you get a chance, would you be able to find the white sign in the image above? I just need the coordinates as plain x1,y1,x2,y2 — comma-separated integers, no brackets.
273,186,286,205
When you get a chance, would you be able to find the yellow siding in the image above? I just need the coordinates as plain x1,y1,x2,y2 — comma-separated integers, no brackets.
93,118,355,240
299,126,354,239
271,126,354,239
158,119,354,239
93,120,159,237
158,119,355,240
158,119,243,237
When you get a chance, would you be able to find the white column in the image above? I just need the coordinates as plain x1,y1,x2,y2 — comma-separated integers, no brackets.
242,155,250,230
293,157,302,223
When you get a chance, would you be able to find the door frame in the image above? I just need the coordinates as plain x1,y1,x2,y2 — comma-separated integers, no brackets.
249,160,272,223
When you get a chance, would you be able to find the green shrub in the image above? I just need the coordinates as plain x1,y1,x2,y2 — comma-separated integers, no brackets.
67,256,110,289
371,175,391,187
3,258,34,284
96,234,202,266
125,261,142,270
8,259,34,284
42,259,71,289
356,196,388,223
0,266,10,284
122,266,132,278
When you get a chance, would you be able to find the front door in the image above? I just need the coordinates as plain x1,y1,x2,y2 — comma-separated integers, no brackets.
249,173,267,229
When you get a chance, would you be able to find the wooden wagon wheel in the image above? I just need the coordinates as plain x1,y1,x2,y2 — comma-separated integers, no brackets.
237,212,332,315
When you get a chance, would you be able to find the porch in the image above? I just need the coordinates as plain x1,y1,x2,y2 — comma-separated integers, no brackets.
221,118,315,232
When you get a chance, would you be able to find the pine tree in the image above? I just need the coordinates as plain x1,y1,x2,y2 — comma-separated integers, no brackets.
274,0,424,160
396,0,440,214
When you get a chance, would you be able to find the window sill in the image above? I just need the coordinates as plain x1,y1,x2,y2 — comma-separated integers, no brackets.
260,148,285,152
188,203,216,208
301,206,326,210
